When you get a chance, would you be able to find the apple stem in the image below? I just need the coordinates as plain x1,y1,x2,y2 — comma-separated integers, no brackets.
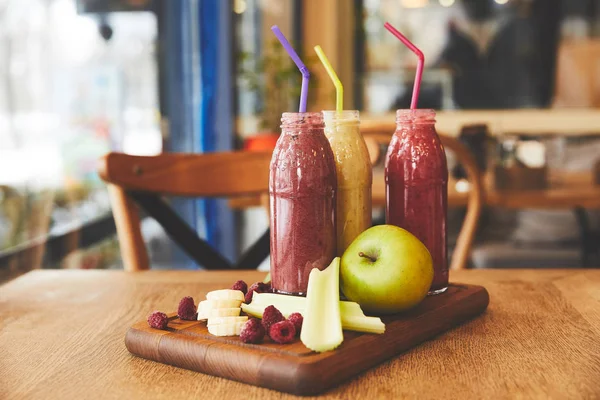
358,252,377,263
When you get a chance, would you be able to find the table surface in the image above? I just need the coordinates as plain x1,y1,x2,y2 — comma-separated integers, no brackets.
1,269,599,399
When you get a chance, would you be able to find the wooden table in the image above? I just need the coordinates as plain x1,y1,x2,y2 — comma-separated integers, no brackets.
1,269,599,399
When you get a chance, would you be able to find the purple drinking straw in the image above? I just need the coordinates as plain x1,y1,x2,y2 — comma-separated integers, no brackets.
271,25,310,113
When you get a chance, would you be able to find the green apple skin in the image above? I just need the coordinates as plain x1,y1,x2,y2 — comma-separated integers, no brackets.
340,225,434,315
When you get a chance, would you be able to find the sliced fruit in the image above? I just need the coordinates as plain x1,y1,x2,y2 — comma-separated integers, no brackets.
250,292,366,317
300,258,344,353
198,299,243,310
340,316,385,334
206,289,245,302
240,303,274,318
263,272,271,284
207,321,246,337
241,293,385,334
207,316,248,326
197,307,241,321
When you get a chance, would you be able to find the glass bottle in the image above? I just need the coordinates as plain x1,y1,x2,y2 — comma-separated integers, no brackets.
270,112,337,295
322,110,372,255
385,109,448,294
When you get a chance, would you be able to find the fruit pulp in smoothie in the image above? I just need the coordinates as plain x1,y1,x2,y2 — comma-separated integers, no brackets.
385,110,448,294
323,111,372,256
270,112,337,295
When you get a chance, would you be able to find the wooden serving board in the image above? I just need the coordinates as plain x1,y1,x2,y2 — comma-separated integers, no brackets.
125,283,489,396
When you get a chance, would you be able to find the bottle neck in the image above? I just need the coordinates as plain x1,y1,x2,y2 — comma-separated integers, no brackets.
322,110,360,127
281,112,324,133
395,109,436,129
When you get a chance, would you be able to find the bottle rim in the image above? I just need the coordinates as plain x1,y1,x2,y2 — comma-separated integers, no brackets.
322,110,360,126
280,112,324,129
395,109,436,124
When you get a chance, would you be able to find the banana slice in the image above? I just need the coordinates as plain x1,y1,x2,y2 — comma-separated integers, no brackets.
207,321,246,337
206,289,245,302
207,316,248,326
197,307,241,321
198,299,243,310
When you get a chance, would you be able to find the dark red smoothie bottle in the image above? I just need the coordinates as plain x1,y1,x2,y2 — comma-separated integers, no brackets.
269,112,337,295
385,109,448,294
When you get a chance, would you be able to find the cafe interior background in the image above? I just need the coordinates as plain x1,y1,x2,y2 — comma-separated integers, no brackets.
1,0,599,281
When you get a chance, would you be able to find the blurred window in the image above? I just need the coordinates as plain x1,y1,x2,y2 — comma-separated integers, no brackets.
359,0,600,112
0,0,160,270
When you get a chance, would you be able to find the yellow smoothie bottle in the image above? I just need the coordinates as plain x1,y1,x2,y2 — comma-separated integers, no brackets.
323,110,372,256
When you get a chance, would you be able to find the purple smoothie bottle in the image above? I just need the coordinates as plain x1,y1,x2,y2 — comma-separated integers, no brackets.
385,109,448,294
269,112,337,295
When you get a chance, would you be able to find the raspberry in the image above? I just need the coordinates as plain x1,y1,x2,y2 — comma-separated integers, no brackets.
287,313,303,335
239,318,266,344
177,296,197,320
269,320,296,344
249,281,270,293
262,305,285,331
147,311,168,329
244,281,271,304
231,280,248,294
244,289,254,304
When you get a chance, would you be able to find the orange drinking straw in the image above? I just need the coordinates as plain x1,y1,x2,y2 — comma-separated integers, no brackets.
384,22,424,110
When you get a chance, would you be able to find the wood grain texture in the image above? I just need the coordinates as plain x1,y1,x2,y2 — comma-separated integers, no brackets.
1,269,599,399
125,284,488,396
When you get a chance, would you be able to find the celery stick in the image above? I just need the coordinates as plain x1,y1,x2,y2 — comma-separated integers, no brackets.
300,258,344,352
239,304,265,318
340,301,367,318
241,303,297,319
342,316,385,334
251,292,366,318
241,292,385,334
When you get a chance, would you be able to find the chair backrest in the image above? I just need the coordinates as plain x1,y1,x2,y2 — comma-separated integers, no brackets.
362,131,483,270
98,151,273,271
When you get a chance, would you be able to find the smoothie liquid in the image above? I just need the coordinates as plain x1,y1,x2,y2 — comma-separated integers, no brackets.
269,112,337,295
323,111,372,256
385,109,448,294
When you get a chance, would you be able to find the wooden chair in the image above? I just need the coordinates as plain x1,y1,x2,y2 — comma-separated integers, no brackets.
363,131,483,270
98,151,272,271
364,137,381,166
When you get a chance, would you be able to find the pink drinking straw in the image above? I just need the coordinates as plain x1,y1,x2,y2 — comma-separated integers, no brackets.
271,25,310,113
384,22,424,110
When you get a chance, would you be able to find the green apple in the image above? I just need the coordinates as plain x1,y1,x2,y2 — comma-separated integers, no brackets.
340,225,433,315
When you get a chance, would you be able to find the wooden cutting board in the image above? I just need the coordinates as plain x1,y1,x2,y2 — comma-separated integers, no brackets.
125,283,489,396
